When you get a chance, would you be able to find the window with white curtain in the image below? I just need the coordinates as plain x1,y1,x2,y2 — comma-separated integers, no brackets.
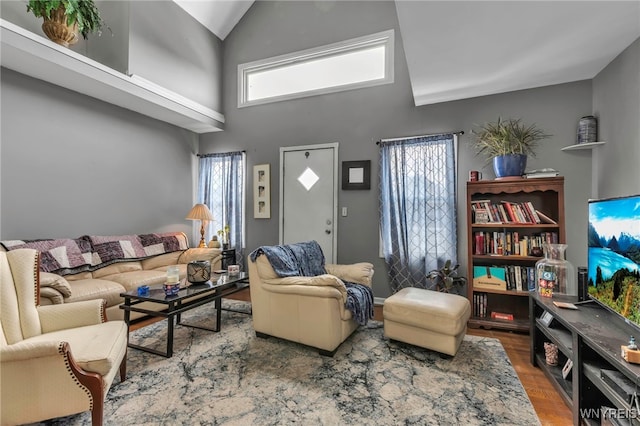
379,134,458,293
197,152,246,265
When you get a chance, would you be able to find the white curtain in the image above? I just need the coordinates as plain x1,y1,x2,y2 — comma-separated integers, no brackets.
197,152,245,266
379,134,458,293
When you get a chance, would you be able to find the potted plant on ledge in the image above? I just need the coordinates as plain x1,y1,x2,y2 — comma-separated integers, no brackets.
26,0,104,48
472,117,550,179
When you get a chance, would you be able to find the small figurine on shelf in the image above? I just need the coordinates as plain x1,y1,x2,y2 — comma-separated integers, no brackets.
208,235,221,248
622,336,640,364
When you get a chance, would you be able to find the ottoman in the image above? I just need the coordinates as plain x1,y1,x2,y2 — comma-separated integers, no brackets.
383,287,471,356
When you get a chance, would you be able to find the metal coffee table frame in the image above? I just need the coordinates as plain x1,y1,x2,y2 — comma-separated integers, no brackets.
120,272,249,358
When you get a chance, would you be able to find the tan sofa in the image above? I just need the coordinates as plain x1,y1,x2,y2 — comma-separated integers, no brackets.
248,254,374,356
1,232,222,321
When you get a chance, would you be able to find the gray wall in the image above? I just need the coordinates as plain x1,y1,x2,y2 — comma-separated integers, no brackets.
593,37,640,198
0,68,198,240
201,0,593,297
129,1,223,113
0,0,223,113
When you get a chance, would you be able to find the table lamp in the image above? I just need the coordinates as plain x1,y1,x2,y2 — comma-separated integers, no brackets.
186,203,214,248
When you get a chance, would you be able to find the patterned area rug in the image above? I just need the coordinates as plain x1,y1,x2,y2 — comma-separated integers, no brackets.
50,301,539,425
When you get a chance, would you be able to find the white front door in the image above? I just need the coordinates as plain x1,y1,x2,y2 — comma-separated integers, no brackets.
280,143,338,263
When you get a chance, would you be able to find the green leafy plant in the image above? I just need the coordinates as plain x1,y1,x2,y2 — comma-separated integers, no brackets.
427,260,467,293
471,117,550,160
217,225,230,244
26,0,104,39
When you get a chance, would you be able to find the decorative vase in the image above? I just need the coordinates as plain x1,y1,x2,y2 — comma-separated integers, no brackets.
577,115,597,144
493,154,527,179
187,260,211,283
208,238,221,248
544,342,559,366
535,244,576,297
41,5,79,48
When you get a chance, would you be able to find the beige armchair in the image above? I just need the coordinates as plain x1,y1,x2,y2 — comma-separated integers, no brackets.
248,254,374,356
1,249,128,426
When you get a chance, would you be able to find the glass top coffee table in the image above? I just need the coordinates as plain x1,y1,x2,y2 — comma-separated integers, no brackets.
120,272,249,358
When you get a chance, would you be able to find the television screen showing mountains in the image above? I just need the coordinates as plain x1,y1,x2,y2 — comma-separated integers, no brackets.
588,194,640,327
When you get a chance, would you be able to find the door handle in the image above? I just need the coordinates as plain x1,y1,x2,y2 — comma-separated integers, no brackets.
325,229,331,234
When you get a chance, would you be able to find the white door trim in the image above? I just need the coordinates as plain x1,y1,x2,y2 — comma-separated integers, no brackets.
279,142,339,263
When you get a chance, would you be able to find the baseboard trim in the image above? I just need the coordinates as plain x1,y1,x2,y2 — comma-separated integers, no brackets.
374,296,386,306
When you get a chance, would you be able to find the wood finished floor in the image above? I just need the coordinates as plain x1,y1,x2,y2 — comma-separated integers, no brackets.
132,289,572,425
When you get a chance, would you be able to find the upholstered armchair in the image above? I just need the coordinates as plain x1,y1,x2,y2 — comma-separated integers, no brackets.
248,248,374,356
1,249,128,426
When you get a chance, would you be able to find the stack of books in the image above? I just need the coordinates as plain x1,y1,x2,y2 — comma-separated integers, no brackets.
524,168,559,178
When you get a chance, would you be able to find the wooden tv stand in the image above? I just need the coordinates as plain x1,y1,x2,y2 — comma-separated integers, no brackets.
530,292,640,425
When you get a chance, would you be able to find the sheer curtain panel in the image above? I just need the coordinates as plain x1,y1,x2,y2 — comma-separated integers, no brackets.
198,152,245,267
379,134,458,293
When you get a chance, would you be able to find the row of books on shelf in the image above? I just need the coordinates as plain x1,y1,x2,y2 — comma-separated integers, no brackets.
473,265,536,292
471,199,557,224
473,231,558,256
472,292,515,320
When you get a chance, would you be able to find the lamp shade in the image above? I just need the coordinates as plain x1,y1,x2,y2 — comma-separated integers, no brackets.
186,204,214,221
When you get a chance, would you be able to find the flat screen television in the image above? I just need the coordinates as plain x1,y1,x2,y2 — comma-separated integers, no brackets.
588,194,640,329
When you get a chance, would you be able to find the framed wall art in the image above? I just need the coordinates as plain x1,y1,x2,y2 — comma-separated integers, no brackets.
254,164,271,219
342,160,371,190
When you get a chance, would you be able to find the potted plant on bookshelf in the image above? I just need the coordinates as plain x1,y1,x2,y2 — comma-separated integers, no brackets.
26,0,105,48
471,117,550,179
427,260,467,294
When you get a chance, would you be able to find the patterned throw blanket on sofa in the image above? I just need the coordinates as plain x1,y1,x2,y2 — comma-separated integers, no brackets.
250,240,374,325
1,232,189,275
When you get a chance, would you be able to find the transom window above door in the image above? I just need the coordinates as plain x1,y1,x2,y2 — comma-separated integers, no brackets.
238,30,394,107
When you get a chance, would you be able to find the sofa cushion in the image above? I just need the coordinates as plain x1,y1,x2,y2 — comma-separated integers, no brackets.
178,248,221,264
65,279,125,308
104,270,173,292
92,261,143,279
325,263,374,286
64,271,93,281
40,273,72,298
26,321,128,376
141,251,182,270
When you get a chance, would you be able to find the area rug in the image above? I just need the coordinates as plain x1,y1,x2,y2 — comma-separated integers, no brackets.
50,301,539,425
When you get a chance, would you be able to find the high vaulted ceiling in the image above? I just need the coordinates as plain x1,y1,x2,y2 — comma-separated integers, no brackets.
176,0,640,106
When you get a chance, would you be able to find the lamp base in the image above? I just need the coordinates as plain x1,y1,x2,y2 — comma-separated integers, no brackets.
197,239,207,248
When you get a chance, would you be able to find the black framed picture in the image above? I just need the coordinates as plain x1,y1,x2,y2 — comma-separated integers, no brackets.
342,160,371,190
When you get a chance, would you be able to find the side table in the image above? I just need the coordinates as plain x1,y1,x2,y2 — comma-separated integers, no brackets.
221,248,236,269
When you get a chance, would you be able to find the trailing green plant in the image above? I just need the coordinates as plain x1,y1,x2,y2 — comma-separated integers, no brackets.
471,117,550,160
427,260,466,293
26,0,104,39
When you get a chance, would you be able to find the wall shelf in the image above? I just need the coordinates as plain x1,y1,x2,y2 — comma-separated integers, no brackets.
0,19,224,134
561,141,606,151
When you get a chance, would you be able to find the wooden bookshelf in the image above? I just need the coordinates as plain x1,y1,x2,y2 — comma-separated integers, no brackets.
466,177,565,332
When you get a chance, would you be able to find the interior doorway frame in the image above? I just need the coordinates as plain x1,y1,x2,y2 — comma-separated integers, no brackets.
279,142,339,263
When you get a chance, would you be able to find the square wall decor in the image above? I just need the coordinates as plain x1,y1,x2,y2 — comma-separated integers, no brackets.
342,160,371,190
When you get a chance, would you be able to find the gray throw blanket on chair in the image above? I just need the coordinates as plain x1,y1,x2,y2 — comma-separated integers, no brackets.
250,241,374,325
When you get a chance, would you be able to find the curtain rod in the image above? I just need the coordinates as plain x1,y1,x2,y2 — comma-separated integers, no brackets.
376,130,464,145
197,150,246,157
